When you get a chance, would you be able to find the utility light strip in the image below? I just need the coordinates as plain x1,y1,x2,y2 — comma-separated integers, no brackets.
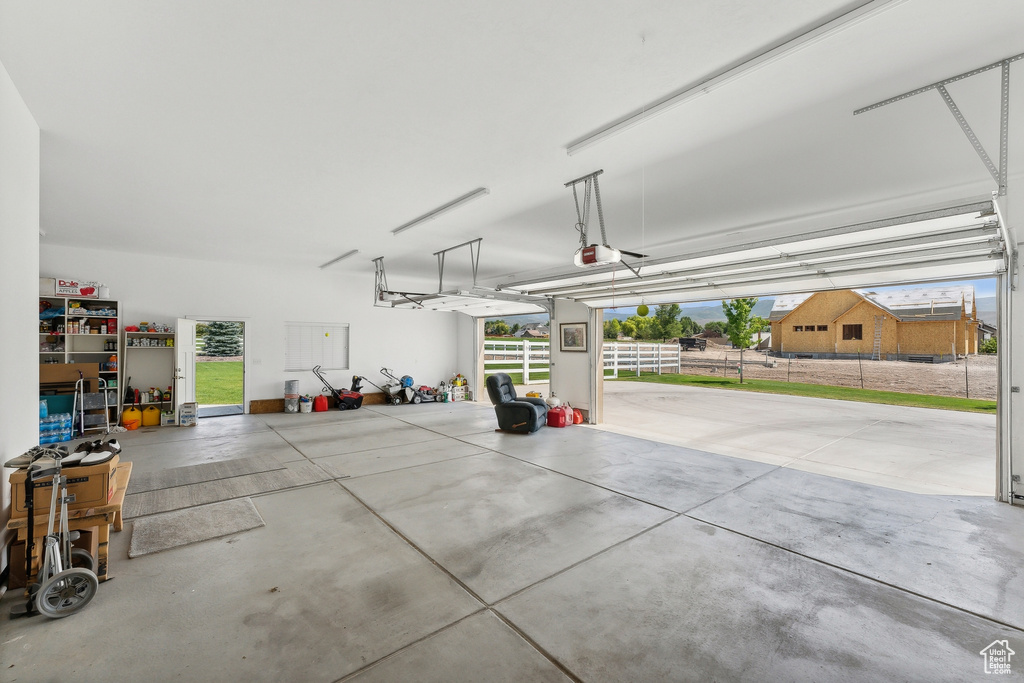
319,249,360,269
565,0,905,155
391,188,490,236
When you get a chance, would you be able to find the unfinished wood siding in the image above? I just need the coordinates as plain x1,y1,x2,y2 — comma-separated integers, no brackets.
895,320,956,355
834,300,895,355
777,290,861,353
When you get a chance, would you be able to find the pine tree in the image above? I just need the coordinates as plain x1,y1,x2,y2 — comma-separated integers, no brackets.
203,321,242,356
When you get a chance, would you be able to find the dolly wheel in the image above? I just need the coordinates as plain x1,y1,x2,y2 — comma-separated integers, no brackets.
71,548,96,573
35,568,98,618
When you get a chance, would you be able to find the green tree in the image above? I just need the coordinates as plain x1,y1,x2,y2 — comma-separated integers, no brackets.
980,337,997,354
510,323,520,335
203,321,242,357
703,321,727,337
653,304,682,341
722,298,758,383
485,320,510,336
748,315,770,348
604,319,622,339
722,298,758,350
678,316,702,338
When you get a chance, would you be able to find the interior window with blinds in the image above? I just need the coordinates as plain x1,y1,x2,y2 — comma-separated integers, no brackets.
285,323,350,371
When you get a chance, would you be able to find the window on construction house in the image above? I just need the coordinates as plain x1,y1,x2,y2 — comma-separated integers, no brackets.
817,325,828,331
842,324,863,340
793,326,803,332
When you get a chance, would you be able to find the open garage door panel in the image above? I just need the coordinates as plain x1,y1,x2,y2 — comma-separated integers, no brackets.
499,201,1007,307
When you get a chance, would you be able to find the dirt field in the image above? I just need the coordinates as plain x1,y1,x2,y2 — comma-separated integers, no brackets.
672,340,996,400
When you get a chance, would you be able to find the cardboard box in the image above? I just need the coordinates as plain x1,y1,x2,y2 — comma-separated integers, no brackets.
40,363,100,389
39,277,56,296
9,455,120,519
54,278,101,297
179,402,198,427
160,410,177,426
8,527,99,589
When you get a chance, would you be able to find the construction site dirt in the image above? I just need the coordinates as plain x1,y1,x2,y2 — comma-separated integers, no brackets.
679,341,996,400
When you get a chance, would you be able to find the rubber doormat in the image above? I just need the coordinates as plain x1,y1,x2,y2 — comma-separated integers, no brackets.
129,497,265,558
128,454,286,493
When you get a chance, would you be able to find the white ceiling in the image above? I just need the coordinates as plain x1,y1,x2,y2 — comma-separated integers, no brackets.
2,1,1022,289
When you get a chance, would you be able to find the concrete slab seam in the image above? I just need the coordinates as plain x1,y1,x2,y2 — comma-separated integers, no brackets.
331,608,488,683
488,511,684,608
488,608,585,683
777,418,885,467
681,513,1024,634
331,480,490,606
320,450,487,481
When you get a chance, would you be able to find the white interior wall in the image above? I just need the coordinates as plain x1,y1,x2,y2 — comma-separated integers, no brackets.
455,314,483,400
0,60,39,578
549,299,596,415
40,245,460,403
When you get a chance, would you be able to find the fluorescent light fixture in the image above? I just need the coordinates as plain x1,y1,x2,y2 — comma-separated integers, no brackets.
319,249,360,269
391,188,490,235
566,0,905,155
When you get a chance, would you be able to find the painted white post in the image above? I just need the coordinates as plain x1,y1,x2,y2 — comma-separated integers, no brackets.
657,344,662,375
613,342,619,379
522,339,530,384
677,344,681,373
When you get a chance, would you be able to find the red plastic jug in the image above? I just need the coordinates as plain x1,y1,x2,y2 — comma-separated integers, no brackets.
313,395,329,412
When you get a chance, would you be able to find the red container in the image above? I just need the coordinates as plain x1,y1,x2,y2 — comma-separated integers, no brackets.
546,405,570,428
572,408,584,424
313,395,329,412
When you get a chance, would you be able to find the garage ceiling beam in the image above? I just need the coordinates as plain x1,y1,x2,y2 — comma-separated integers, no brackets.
578,253,1004,308
567,245,1003,302
521,224,999,297
499,201,994,291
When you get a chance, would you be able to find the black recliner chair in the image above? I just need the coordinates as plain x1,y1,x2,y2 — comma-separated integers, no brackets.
485,372,548,434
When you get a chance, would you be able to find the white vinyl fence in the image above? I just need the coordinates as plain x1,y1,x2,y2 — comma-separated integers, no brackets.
483,340,734,383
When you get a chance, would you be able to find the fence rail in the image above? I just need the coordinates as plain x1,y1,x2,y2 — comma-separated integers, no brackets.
483,340,736,383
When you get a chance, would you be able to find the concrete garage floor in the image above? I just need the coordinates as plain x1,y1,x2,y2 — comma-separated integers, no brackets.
3,400,1022,681
600,381,997,497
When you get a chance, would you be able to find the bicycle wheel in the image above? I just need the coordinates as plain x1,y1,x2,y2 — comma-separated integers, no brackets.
35,568,98,618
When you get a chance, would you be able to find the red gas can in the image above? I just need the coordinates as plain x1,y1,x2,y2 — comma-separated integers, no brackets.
546,405,571,428
313,395,329,412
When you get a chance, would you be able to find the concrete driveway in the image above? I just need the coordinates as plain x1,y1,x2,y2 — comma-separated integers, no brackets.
600,380,996,496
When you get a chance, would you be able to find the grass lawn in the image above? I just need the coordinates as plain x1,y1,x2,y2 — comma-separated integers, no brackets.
614,372,996,414
196,361,243,405
486,363,550,385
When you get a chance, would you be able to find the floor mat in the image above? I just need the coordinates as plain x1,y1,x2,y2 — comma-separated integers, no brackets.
128,454,287,494
128,497,265,558
123,461,332,519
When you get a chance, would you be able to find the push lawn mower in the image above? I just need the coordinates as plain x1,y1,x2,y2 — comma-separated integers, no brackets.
312,365,363,410
379,368,442,404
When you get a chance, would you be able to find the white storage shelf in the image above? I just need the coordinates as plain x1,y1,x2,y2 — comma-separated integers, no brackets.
123,330,177,416
39,296,122,433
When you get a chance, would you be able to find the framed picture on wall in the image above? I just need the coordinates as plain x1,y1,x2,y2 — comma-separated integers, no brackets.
559,322,587,352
